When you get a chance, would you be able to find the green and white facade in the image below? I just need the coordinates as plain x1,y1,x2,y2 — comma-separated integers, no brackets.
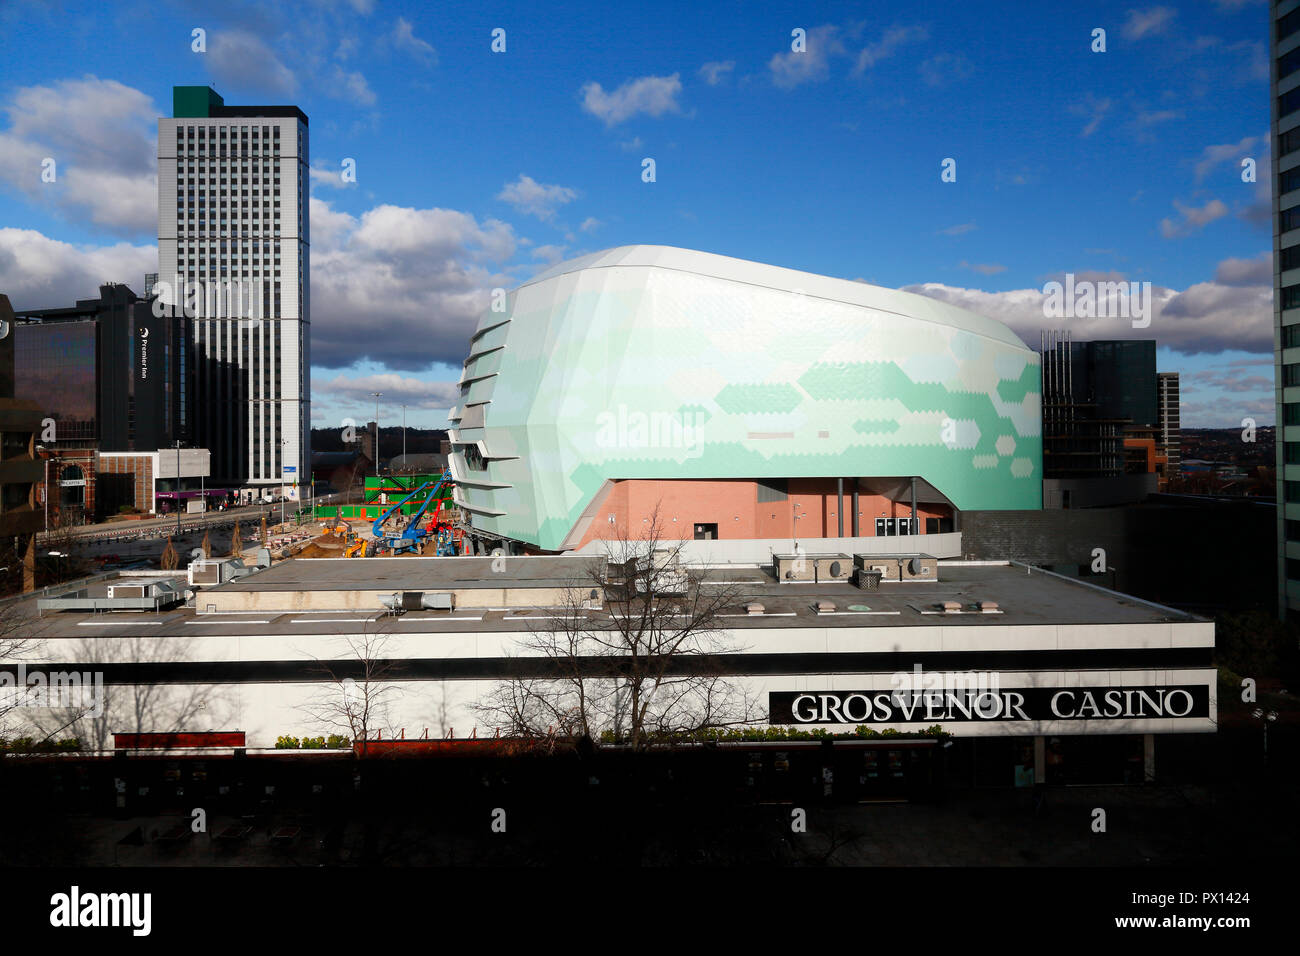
449,246,1042,551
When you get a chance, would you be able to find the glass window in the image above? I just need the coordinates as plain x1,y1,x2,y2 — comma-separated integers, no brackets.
1,431,29,459
13,321,98,442
1281,125,1300,158
1281,7,1300,43
1281,45,1300,81
1283,245,1300,273
1281,86,1300,122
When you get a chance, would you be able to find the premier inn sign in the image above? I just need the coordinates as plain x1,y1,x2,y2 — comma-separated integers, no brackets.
770,686,1211,725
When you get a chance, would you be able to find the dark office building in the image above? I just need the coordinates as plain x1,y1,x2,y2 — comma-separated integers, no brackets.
0,294,44,591
1040,332,1169,507
13,283,191,453
1274,0,1300,616
1077,340,1158,427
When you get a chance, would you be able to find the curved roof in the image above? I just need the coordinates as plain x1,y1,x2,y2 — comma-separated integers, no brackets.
519,245,1028,351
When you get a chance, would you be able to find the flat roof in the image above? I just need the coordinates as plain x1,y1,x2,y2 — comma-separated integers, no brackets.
21,560,1205,640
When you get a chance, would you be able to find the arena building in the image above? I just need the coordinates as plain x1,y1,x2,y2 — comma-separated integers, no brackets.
449,246,1042,554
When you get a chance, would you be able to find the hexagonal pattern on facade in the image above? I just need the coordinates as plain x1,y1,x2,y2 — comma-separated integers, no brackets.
449,246,1042,551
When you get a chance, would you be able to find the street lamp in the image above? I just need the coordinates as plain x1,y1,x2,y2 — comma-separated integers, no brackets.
174,440,182,537
280,439,290,529
401,403,407,472
372,392,382,477
1252,707,1279,762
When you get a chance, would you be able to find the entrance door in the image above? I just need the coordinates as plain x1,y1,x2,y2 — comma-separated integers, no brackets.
693,522,718,540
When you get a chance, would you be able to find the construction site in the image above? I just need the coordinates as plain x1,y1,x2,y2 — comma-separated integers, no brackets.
297,469,466,560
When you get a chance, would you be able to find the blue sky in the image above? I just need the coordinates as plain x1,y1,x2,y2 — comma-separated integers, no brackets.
0,0,1277,429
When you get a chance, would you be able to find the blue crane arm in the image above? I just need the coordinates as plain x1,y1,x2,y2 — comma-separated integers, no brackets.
372,479,435,539
400,469,452,541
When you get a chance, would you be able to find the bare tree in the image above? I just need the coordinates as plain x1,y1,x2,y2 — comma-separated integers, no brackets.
228,518,243,558
477,508,759,749
0,601,50,735
200,528,211,558
32,527,92,588
160,536,178,571
24,634,226,752
300,622,403,757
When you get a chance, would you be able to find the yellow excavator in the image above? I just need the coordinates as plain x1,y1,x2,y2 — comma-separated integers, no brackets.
319,517,368,557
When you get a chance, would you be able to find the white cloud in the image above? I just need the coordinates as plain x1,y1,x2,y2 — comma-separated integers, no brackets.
1160,198,1229,238
579,217,602,233
919,52,972,87
938,222,976,236
314,372,460,414
0,228,156,307
1072,95,1112,137
393,16,437,63
699,61,735,85
581,74,683,126
309,160,355,190
309,197,518,370
1123,7,1177,41
903,254,1272,356
330,67,377,106
496,174,578,221
619,136,644,152
1214,252,1270,285
852,25,928,74
770,25,846,88
531,244,567,264
1195,134,1264,181
0,75,157,235
208,30,298,97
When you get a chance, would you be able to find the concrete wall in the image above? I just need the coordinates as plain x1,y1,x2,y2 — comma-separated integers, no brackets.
200,584,577,613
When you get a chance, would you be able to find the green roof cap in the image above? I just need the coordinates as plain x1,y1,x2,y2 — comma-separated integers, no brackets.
173,86,224,118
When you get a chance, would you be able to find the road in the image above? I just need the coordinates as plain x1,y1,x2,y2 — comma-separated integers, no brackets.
39,493,354,547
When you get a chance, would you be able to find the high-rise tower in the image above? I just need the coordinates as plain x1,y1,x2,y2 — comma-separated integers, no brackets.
157,86,310,499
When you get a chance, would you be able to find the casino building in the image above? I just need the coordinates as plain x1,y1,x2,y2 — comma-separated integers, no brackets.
449,246,1041,554
13,551,1215,790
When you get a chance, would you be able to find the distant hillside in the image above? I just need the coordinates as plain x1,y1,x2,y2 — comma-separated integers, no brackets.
1181,427,1274,468
311,426,448,454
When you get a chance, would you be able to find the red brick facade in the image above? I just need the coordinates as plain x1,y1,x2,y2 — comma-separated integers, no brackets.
573,478,952,548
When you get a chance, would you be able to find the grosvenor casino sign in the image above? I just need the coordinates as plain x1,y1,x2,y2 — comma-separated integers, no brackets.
770,685,1210,725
